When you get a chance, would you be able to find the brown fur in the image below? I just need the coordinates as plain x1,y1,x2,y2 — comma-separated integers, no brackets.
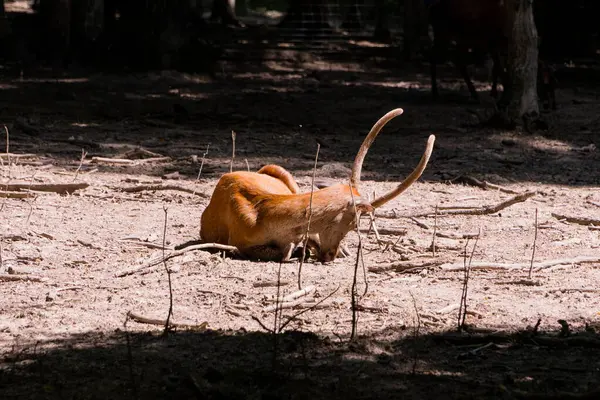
200,108,435,263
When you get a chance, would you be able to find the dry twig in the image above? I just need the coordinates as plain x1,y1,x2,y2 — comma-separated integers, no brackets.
440,255,600,272
0,191,35,199
451,175,520,194
72,149,88,182
458,230,480,331
409,291,421,375
230,131,236,173
253,280,290,288
162,206,174,335
1,182,88,194
117,184,209,198
298,142,320,289
115,243,238,277
90,156,170,165
411,191,536,217
528,208,538,279
552,213,600,226
127,311,208,330
368,256,453,273
0,273,48,282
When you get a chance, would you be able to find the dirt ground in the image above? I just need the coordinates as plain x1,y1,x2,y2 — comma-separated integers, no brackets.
1,46,600,399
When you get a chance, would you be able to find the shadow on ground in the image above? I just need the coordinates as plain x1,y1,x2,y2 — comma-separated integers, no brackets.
1,51,599,187
2,323,599,399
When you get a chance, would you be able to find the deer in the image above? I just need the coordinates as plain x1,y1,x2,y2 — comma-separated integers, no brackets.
200,108,435,263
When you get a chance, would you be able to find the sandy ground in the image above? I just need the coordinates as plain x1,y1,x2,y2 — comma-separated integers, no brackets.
1,48,600,399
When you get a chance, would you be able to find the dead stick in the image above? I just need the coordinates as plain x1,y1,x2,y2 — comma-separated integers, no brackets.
230,131,236,173
368,256,453,273
123,148,165,158
432,204,438,257
115,243,238,277
119,239,171,250
2,182,88,194
161,206,173,335
298,142,320,290
410,217,430,230
72,149,88,183
440,255,600,271
528,208,538,279
135,157,171,164
552,213,600,226
411,191,536,217
253,280,291,288
436,232,480,240
263,297,315,313
91,157,135,165
0,274,48,282
0,153,37,159
277,284,341,332
282,285,315,302
117,185,209,198
127,311,208,330
0,191,35,199
451,175,520,194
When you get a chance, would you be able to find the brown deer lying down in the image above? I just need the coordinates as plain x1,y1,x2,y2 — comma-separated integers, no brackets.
200,108,435,263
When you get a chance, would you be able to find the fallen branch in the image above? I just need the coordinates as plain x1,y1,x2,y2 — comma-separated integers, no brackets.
450,175,520,194
535,287,600,294
91,157,136,165
437,304,460,314
366,227,407,236
282,285,315,302
225,307,242,317
127,311,208,330
0,153,37,159
410,217,430,229
122,148,165,159
119,239,171,250
436,232,480,240
134,156,171,164
253,280,291,288
115,243,239,277
1,182,88,194
0,191,35,199
117,184,209,198
410,191,536,218
432,331,600,348
91,156,171,165
552,213,600,227
0,274,48,282
440,255,600,272
368,256,453,273
263,297,315,313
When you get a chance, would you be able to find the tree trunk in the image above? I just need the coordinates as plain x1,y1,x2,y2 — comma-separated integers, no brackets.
341,2,362,31
38,0,72,65
211,0,244,27
0,0,9,39
278,0,331,33
502,0,540,127
373,0,390,42
70,0,104,60
403,0,426,60
235,0,248,17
